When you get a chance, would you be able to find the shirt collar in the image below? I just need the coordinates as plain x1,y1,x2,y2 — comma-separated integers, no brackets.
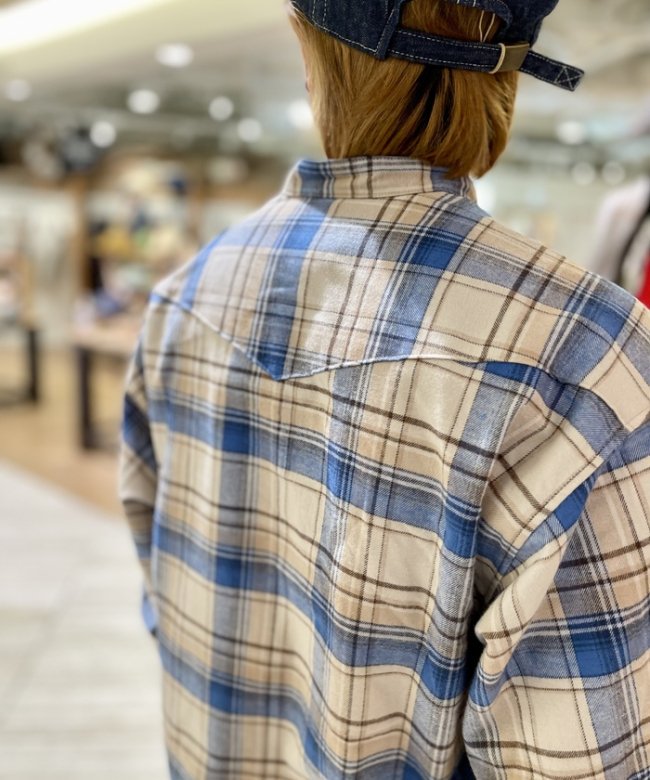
282,156,477,202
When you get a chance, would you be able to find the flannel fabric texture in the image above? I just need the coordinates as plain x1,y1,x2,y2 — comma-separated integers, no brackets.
120,157,650,780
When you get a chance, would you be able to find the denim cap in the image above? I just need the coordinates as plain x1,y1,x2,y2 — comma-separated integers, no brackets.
290,0,584,91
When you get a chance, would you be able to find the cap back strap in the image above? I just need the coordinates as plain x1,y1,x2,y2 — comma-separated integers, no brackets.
387,28,584,91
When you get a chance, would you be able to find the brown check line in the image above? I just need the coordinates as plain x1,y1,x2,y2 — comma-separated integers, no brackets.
498,652,649,694
184,284,600,387
557,495,645,718
468,584,648,648
552,553,650,592
215,198,290,336
147,393,496,508
605,456,650,572
483,382,631,545
500,526,592,775
160,474,472,618
144,343,514,469
190,223,628,350
459,756,623,780
157,528,474,658
322,196,411,362
346,328,422,759
158,506,466,641
286,195,384,363
160,499,469,620
161,684,464,772
137,368,608,596
489,377,576,460
569,481,641,611
165,717,310,780
488,402,611,526
482,418,632,595
158,577,473,697
186,203,608,314
165,708,458,780
490,247,566,365
166,237,573,362
156,598,467,758
152,284,647,436
465,713,650,764
565,283,650,413
355,193,462,358
242,199,316,352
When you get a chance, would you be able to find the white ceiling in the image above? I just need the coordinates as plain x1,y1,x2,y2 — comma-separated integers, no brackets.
0,0,648,160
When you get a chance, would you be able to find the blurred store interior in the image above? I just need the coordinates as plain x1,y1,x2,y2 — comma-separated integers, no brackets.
0,0,649,775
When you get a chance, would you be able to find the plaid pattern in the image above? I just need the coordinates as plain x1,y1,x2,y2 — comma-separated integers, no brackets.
120,157,650,780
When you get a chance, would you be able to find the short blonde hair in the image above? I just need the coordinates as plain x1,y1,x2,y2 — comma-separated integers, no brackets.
290,1,519,178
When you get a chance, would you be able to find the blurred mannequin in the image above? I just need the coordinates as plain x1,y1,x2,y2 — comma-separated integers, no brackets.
591,176,650,293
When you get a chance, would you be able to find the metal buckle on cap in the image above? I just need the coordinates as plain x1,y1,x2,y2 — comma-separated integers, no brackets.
489,42,530,74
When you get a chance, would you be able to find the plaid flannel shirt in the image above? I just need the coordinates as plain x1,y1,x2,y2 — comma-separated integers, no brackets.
120,157,650,780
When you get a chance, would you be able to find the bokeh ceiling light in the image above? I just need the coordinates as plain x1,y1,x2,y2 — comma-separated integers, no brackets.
601,161,626,186
156,43,194,69
0,0,171,53
237,118,263,143
288,100,314,131
209,96,235,122
571,161,597,187
4,79,32,102
90,121,117,148
127,89,161,115
556,120,588,146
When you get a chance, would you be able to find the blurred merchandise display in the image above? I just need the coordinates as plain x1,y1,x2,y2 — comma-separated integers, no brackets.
76,158,198,327
61,151,280,449
0,205,40,405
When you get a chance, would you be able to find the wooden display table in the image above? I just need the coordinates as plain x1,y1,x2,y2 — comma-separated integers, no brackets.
70,318,140,450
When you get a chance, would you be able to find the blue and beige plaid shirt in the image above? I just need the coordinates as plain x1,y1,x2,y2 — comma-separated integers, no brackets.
120,157,650,780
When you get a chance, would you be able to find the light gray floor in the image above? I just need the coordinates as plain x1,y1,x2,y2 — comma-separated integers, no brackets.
0,462,168,780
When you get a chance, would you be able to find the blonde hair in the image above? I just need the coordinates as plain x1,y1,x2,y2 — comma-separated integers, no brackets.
290,1,519,178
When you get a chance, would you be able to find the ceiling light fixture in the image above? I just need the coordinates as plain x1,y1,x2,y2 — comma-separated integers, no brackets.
601,161,626,186
556,120,587,146
90,120,117,148
127,89,160,115
288,100,314,130
237,118,263,144
209,96,235,122
156,43,194,69
0,0,171,54
571,161,596,187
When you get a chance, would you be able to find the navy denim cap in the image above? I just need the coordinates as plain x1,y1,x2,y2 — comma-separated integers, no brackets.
290,0,584,91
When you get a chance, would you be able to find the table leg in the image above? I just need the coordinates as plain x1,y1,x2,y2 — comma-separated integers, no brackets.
77,346,94,449
26,327,39,403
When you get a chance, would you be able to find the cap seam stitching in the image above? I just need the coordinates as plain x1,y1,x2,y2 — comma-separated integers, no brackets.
398,29,501,52
388,48,492,69
308,19,376,54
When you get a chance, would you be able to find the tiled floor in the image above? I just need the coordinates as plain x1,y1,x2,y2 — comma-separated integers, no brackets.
0,461,168,780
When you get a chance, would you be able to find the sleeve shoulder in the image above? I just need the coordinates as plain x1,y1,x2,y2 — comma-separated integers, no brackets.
464,410,650,778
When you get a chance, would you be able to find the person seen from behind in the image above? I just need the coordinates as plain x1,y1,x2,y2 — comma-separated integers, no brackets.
120,1,650,777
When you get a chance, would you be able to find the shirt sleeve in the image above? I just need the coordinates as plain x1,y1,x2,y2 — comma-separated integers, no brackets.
118,336,159,635
462,419,650,779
